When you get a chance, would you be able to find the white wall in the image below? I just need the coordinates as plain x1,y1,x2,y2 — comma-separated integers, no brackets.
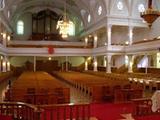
112,26,128,44
149,18,160,39
10,56,33,67
10,56,85,67
133,27,150,42
97,56,104,67
97,30,107,47
68,57,85,66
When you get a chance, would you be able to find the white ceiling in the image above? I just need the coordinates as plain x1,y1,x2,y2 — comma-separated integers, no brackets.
1,0,160,33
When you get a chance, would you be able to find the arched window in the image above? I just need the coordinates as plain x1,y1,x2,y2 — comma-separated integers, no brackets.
17,20,24,35
68,21,75,36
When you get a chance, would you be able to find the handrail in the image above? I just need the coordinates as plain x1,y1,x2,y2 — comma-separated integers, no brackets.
133,38,160,44
39,102,91,120
39,102,90,107
0,102,38,111
0,102,91,120
131,98,160,116
0,102,42,120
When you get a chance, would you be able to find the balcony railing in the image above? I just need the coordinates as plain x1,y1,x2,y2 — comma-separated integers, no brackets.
0,102,91,120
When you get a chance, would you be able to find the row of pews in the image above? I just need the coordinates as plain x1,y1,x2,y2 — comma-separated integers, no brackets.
5,71,70,104
53,71,143,103
84,71,160,92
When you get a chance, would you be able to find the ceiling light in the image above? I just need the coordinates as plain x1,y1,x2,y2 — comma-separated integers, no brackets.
125,41,129,45
48,57,52,61
56,0,73,38
140,0,160,27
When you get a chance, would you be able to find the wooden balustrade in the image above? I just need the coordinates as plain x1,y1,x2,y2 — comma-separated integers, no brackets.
40,103,91,120
0,102,91,120
132,98,160,116
0,102,41,120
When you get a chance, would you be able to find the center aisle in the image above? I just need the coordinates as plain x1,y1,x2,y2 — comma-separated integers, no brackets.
68,83,91,103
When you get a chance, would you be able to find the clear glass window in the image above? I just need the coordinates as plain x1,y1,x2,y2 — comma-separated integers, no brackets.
17,20,24,35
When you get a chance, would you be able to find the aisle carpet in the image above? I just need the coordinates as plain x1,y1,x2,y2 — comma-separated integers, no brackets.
91,103,133,120
90,103,160,120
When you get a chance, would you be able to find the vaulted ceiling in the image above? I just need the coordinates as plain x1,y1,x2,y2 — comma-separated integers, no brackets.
1,0,160,33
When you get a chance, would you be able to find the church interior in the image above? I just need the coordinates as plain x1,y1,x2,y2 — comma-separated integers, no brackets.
0,0,160,120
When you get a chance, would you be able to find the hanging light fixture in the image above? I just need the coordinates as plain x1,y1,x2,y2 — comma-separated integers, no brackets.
56,0,72,38
140,0,160,27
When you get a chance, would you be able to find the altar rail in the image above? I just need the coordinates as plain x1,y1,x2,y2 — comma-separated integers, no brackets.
132,98,160,116
0,102,91,120
40,103,90,120
0,102,41,120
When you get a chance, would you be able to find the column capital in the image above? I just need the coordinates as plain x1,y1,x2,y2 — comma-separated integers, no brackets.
106,24,112,29
128,26,134,30
106,54,112,58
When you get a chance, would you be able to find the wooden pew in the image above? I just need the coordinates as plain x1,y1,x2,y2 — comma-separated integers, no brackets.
53,71,140,103
6,71,70,104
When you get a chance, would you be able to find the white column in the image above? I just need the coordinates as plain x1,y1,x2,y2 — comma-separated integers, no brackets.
93,35,98,48
65,56,68,71
0,56,3,72
103,56,107,67
2,57,7,72
33,56,36,72
107,24,112,46
85,61,88,71
147,55,151,67
128,55,134,73
7,61,10,71
106,55,112,73
93,56,97,71
2,32,6,47
145,54,148,74
6,57,10,71
129,26,133,45
85,37,88,47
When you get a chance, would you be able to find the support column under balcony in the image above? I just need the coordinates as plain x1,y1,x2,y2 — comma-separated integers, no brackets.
106,55,112,73
93,56,97,72
128,55,134,73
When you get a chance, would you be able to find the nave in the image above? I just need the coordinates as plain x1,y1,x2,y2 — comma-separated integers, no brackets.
0,71,160,120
